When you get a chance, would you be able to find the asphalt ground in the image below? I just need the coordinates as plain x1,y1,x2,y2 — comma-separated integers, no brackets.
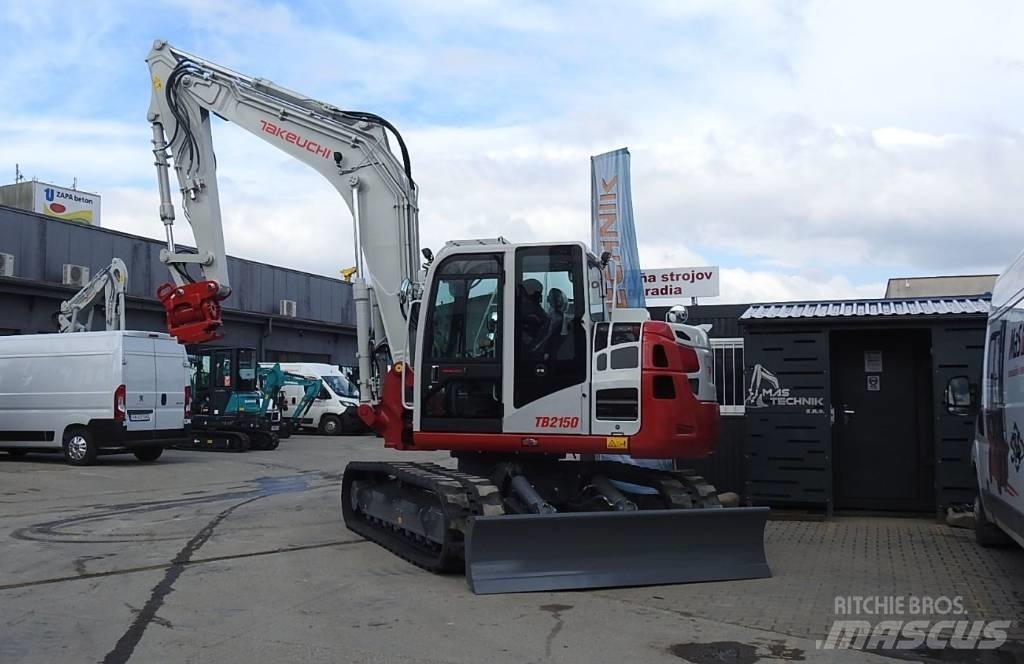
1,435,1022,663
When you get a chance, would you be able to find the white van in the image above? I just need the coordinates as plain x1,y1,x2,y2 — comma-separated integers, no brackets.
262,362,362,435
961,249,1024,547
0,331,190,465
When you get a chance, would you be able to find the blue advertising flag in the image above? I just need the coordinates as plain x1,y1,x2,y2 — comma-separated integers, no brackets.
591,148,645,309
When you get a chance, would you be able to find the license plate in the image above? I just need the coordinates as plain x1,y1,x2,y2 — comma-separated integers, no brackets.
129,413,151,422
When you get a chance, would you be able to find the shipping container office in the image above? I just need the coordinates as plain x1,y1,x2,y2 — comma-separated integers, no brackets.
739,297,989,516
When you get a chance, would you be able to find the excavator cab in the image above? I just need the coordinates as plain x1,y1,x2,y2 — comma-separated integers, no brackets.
381,240,722,459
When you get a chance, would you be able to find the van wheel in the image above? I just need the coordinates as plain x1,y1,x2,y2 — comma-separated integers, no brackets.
134,447,164,462
319,415,342,436
975,496,1011,547
63,427,98,466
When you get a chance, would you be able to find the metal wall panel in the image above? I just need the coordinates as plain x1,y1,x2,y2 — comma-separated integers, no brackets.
0,286,356,365
743,328,833,508
0,206,355,326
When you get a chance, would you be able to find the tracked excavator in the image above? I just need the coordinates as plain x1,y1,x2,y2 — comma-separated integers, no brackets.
146,40,769,594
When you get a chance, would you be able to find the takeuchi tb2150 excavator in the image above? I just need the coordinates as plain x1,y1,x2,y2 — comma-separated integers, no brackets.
145,40,770,593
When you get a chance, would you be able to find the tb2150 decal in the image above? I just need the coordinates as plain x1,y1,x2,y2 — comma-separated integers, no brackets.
535,416,580,429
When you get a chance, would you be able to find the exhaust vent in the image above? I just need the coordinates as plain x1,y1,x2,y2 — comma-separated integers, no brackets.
279,299,297,317
62,264,90,287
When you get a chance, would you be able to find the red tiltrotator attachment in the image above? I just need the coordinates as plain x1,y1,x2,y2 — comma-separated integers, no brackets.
156,281,226,344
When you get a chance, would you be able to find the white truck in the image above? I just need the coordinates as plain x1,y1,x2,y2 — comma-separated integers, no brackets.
0,330,190,465
261,363,362,435
949,249,1024,547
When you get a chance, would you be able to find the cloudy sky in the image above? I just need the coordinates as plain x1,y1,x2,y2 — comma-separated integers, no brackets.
1,0,1022,303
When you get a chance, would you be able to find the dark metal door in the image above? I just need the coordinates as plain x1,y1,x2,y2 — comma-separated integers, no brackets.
831,330,933,511
210,349,234,415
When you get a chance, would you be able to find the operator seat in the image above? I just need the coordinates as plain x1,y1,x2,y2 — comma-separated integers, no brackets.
531,288,567,357
517,278,549,349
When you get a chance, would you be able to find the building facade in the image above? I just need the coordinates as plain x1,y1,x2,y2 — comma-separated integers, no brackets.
0,205,357,366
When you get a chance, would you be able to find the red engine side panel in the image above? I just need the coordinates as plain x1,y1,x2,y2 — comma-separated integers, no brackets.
408,323,720,460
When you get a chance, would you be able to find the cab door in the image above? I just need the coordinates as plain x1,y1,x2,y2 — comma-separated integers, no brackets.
210,348,235,415
505,245,588,434
419,253,504,433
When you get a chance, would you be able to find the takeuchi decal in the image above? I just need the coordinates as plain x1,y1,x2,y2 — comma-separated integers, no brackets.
746,364,826,414
258,120,332,159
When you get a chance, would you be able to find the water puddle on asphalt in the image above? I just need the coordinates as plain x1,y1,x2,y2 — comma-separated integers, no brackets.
668,640,808,664
252,474,313,496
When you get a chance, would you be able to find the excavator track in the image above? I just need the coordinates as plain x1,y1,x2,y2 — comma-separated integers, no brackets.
174,431,251,452
342,459,770,593
248,431,280,451
341,462,502,573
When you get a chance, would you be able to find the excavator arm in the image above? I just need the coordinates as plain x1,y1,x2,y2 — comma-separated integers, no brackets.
56,258,128,333
257,363,323,421
146,40,420,403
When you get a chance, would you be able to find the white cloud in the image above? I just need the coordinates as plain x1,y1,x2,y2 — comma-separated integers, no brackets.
1,0,1021,305
718,268,884,304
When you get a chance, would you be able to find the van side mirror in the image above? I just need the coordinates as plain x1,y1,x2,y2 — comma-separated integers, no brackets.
944,376,977,416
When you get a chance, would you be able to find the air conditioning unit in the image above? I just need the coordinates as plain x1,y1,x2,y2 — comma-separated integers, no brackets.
0,253,13,277
279,299,297,317
63,264,90,287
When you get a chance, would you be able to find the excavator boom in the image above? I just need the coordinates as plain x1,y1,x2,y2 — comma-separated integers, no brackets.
56,258,128,333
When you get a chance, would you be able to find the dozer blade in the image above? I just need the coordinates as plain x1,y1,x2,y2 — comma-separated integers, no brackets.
465,506,770,594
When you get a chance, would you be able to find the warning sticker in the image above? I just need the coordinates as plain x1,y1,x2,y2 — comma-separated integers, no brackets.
606,436,629,450
867,375,881,392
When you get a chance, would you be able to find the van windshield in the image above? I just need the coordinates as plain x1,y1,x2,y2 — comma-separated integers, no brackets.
323,374,358,398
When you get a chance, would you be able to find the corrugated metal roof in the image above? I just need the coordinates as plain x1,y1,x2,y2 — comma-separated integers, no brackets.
740,297,990,321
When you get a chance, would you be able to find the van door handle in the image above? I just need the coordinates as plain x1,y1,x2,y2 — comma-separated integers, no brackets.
430,365,439,383
161,394,167,405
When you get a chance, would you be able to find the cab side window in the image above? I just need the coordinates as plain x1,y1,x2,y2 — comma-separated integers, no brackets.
514,245,587,407
428,256,502,362
984,323,1006,446
421,254,504,426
